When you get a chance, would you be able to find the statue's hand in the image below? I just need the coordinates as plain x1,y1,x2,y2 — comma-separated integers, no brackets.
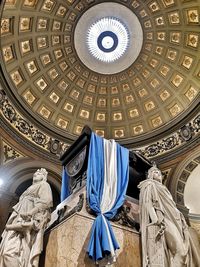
147,217,163,227
20,212,32,221
155,222,166,241
147,220,158,227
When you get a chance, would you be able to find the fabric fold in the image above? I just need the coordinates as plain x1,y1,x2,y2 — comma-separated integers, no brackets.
86,132,129,262
87,214,119,261
60,166,70,202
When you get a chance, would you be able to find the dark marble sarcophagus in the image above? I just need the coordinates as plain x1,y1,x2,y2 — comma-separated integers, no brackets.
60,125,152,200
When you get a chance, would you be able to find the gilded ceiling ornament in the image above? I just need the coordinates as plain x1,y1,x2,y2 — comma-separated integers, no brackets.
129,109,139,118
79,109,90,120
113,112,123,121
19,17,31,31
39,106,51,119
133,125,144,135
64,102,74,113
23,90,36,105
125,95,134,104
169,104,182,117
114,129,124,138
36,78,47,91
20,40,31,54
152,117,163,128
169,12,180,24
2,46,13,62
74,125,83,135
187,34,198,47
3,141,25,164
49,92,60,104
57,118,68,129
185,86,198,102
160,90,170,102
187,10,199,23
96,113,106,122
1,18,10,34
149,2,160,12
10,70,23,86
95,129,105,137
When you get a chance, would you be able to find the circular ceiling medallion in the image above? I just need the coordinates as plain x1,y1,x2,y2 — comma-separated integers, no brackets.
87,17,129,63
74,2,143,74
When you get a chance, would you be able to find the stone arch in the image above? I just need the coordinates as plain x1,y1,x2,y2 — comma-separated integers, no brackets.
169,146,200,219
0,157,62,210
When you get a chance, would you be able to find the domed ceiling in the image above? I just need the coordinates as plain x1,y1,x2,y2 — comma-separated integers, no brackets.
0,0,200,144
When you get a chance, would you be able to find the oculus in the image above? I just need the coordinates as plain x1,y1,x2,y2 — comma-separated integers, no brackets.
87,17,129,63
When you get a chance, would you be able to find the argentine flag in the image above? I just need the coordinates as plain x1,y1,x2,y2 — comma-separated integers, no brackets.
86,132,129,262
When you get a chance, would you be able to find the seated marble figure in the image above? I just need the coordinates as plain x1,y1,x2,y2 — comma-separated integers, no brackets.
138,166,200,267
0,168,53,267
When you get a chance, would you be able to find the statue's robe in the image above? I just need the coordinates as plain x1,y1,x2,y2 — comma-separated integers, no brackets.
138,179,200,267
0,181,52,267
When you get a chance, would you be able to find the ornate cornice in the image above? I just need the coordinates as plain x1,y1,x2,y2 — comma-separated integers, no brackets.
0,90,66,162
0,88,199,160
133,114,200,159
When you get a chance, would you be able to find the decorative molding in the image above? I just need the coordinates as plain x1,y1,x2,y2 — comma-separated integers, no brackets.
0,115,60,163
161,168,172,185
1,89,199,160
111,204,140,232
0,90,70,157
132,113,200,158
86,197,140,231
2,140,26,164
47,193,84,232
66,147,86,177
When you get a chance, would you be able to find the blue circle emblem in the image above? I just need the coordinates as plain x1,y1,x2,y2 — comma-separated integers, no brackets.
97,31,118,52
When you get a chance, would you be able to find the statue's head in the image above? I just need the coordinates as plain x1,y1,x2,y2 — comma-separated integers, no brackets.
33,168,48,183
147,165,162,183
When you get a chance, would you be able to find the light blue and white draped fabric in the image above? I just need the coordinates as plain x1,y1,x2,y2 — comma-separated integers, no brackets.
86,132,129,262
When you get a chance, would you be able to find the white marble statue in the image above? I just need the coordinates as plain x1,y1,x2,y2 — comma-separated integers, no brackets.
138,166,200,267
0,168,53,267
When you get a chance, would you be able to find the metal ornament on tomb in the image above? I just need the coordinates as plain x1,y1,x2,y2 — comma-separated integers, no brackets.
65,147,87,177
65,146,87,192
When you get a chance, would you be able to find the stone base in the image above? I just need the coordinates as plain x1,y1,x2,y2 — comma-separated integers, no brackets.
41,213,141,267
